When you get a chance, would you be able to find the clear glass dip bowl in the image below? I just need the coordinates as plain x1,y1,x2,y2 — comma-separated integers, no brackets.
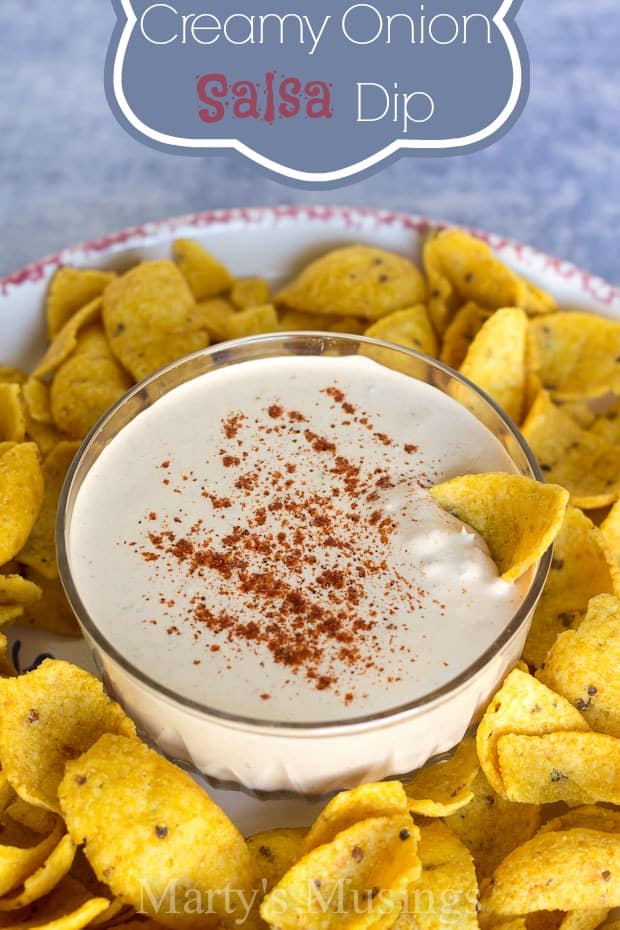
57,333,550,797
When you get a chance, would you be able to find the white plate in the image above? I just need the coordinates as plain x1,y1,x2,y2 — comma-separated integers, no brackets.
2,205,619,834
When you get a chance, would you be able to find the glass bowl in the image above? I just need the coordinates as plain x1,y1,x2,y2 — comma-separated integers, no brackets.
57,332,550,797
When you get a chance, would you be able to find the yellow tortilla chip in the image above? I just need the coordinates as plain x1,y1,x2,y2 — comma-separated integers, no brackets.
476,668,590,795
60,734,252,930
172,239,233,300
0,385,25,443
45,267,116,339
482,828,620,915
555,399,597,431
588,401,620,447
329,317,367,335
301,781,409,855
0,817,64,898
0,369,26,386
537,594,620,737
33,298,102,381
497,730,620,805
0,833,76,910
18,441,80,579
0,608,22,628
278,309,331,331
457,308,528,424
523,507,620,669
424,229,556,335
24,415,64,458
540,805,620,836
50,326,132,439
103,261,209,382
20,568,80,638
22,380,53,425
0,575,41,606
365,305,438,358
394,821,478,930
261,814,421,930
405,737,479,817
444,769,540,880
277,245,427,321
601,502,620,567
224,304,278,340
231,277,271,309
6,800,57,836
440,301,494,370
0,875,109,930
0,635,16,678
528,312,620,400
522,391,620,508
0,659,136,812
192,298,236,343
247,828,306,893
0,444,44,567
429,473,568,582
558,912,610,930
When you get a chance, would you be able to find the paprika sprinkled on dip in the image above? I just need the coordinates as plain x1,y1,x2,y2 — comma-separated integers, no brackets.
58,334,549,794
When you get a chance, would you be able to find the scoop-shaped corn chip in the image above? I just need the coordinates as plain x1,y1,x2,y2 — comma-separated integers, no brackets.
261,814,421,930
172,239,233,300
365,305,438,358
541,805,620,836
457,308,528,424
601,503,620,567
405,737,479,817
0,635,16,678
444,769,540,880
424,230,556,335
482,828,620,915
50,327,132,439
231,277,271,309
0,369,26,386
0,818,64,898
497,731,620,805
0,575,41,606
103,261,209,382
18,442,80,579
277,246,426,321
34,299,103,381
247,828,306,893
192,298,236,343
22,380,53,426
46,268,116,339
0,444,44,567
60,734,252,930
224,304,278,340
476,668,590,795
301,781,408,855
440,302,494,370
0,608,22,628
524,507,620,669
529,313,620,400
0,385,25,443
430,473,568,582
0,660,136,812
522,392,620,508
20,569,80,637
537,594,620,737
24,416,64,458
0,833,76,910
394,822,478,929
0,875,110,930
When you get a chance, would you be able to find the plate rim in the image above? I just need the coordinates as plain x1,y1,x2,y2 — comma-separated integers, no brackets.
1,205,619,307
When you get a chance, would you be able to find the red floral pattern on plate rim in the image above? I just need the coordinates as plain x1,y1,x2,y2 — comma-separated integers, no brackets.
2,206,618,307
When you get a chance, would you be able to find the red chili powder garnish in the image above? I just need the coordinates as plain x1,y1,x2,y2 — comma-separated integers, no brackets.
130,383,431,700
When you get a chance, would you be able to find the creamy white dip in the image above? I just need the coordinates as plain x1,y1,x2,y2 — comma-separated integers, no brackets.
68,355,526,724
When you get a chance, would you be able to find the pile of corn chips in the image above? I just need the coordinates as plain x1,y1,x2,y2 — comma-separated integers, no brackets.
2,227,620,928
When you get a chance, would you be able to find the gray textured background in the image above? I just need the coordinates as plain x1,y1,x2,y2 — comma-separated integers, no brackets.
0,0,618,284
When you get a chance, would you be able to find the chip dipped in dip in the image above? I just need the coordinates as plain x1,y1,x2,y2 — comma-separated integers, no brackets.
59,336,549,794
